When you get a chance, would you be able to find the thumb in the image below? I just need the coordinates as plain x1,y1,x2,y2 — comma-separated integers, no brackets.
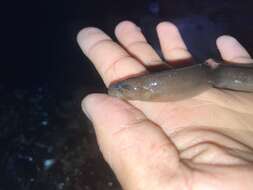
82,94,180,190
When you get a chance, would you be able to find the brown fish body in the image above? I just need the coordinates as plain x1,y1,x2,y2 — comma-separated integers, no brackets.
108,62,253,102
108,64,211,101
210,64,253,92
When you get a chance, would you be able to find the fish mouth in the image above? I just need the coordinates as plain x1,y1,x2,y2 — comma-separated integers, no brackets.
108,87,122,98
108,81,135,100
107,83,125,98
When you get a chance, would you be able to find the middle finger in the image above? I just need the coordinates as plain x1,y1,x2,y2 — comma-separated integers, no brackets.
115,21,164,66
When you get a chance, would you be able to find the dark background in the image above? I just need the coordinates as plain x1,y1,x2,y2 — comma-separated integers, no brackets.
1,0,253,189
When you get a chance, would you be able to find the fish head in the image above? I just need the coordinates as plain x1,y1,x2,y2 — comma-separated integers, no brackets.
108,80,149,100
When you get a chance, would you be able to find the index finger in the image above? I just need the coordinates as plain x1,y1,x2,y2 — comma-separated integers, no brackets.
77,27,146,86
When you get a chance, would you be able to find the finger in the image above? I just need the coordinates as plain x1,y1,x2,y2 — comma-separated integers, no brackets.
115,21,163,66
82,94,180,189
77,27,146,86
216,35,253,63
156,22,192,62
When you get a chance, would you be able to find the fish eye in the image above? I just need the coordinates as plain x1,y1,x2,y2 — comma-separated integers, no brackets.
109,82,131,90
118,83,133,91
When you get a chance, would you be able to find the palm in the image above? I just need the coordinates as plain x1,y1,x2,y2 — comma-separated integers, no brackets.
78,21,253,189
130,89,253,189
133,88,253,159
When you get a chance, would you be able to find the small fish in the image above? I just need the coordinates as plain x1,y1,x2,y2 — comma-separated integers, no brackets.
108,61,253,101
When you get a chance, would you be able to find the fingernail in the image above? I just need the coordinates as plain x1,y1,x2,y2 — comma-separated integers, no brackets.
83,107,91,120
81,98,91,120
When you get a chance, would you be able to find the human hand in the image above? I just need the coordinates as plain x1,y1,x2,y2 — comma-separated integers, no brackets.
77,21,253,190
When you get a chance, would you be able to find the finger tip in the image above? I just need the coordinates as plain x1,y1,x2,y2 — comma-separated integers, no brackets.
77,27,100,44
82,93,106,109
115,20,140,37
77,27,110,53
216,34,233,45
156,21,177,33
216,35,252,62
115,20,136,29
81,93,106,117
